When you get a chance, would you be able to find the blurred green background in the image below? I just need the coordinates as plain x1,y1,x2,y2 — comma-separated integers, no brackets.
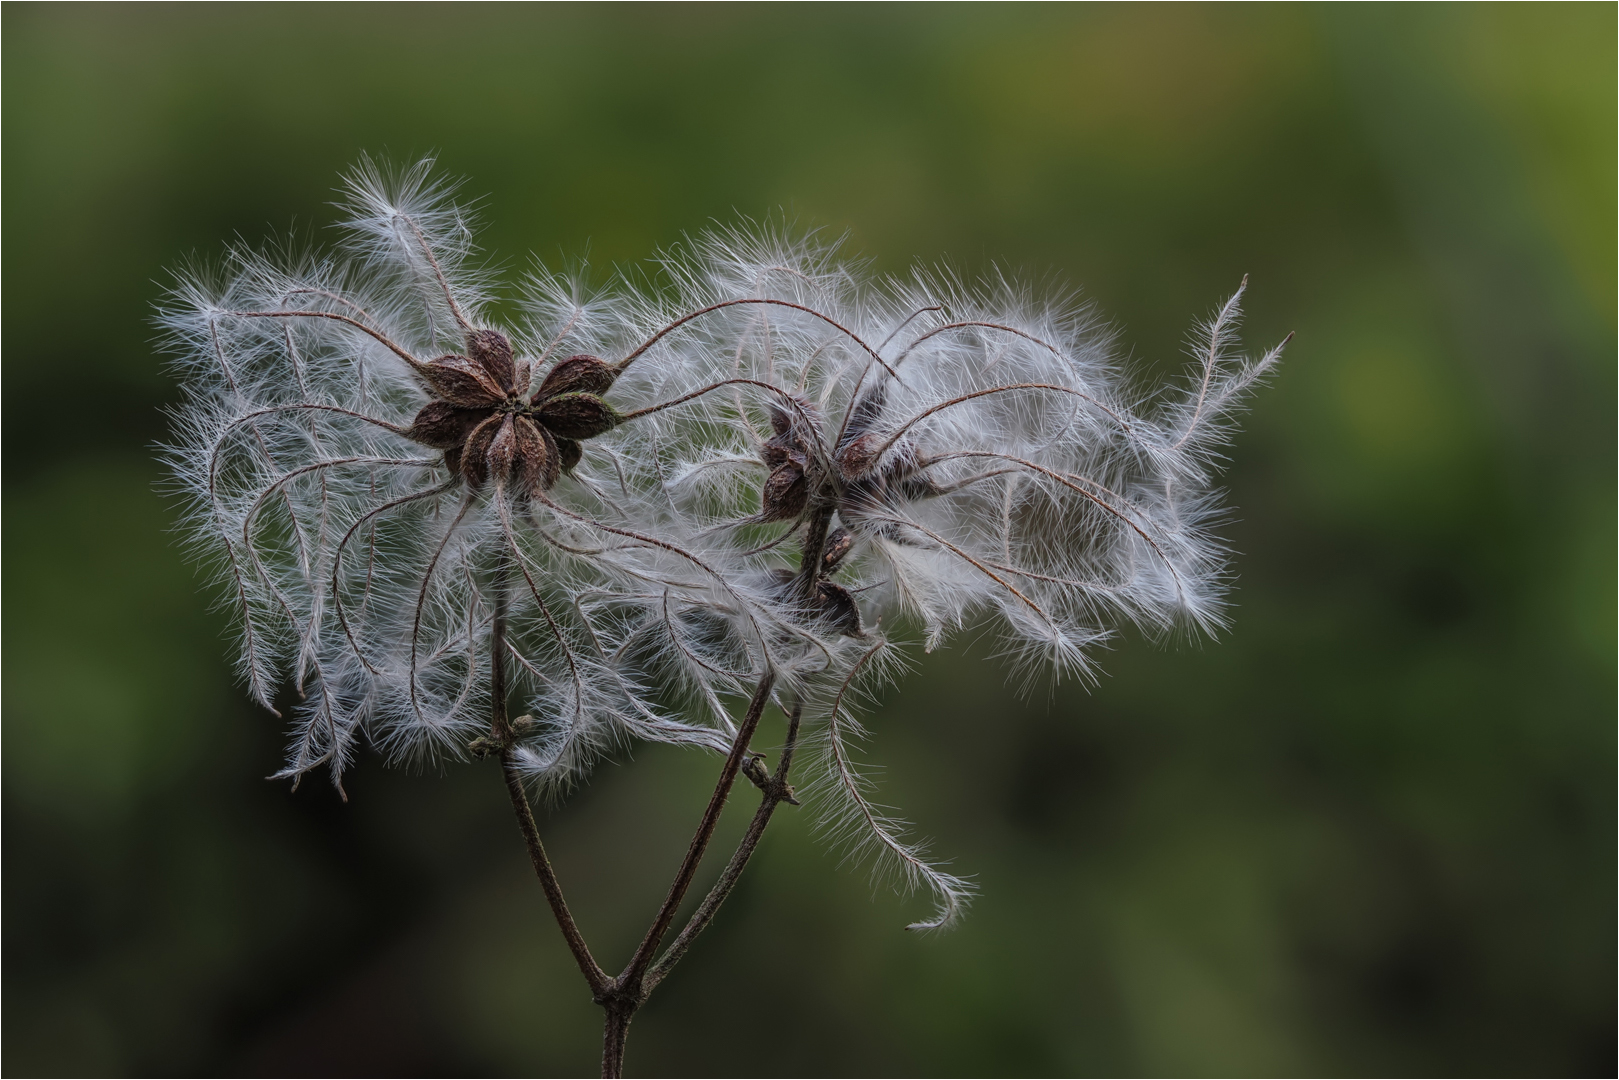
3,4,1613,1076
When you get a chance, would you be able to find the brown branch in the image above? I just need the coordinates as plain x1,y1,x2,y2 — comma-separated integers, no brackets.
601,1004,634,1080
590,502,836,1076
490,557,610,997
614,670,778,993
633,504,831,995
500,750,611,996
644,696,805,992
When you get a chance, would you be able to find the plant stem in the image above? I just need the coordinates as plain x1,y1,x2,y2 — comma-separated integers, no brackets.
598,506,837,1076
645,696,804,992
496,506,837,1078
492,556,609,994
601,1002,634,1079
500,751,610,994
616,671,778,990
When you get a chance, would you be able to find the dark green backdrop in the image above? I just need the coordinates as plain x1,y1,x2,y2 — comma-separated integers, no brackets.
4,4,1613,1076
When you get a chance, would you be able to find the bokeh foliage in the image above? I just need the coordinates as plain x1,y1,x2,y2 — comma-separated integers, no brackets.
3,4,1612,1075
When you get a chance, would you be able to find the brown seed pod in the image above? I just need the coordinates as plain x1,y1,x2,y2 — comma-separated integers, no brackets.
535,354,616,400
515,416,562,494
407,401,489,449
836,433,883,479
461,413,503,488
535,392,622,441
466,329,516,392
815,580,864,637
762,568,864,638
555,437,583,475
421,354,504,408
482,414,563,496
485,413,521,478
762,435,793,470
822,527,854,573
761,463,809,522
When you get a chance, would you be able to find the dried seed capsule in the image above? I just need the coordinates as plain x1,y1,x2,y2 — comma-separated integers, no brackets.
486,414,522,480
815,580,864,637
535,354,616,400
555,437,583,475
517,417,562,494
762,434,793,470
461,414,503,488
836,433,883,479
407,401,489,449
466,329,517,392
535,392,622,441
761,463,809,522
822,527,854,573
422,354,504,408
486,415,561,496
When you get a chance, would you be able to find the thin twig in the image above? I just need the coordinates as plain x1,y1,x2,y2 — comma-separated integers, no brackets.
500,751,611,996
615,670,778,992
599,504,835,1077
645,695,805,992
631,505,832,993
491,556,610,997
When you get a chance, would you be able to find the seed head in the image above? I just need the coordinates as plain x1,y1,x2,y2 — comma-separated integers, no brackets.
406,334,620,497
163,160,1283,930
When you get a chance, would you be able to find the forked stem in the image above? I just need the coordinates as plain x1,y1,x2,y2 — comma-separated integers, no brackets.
597,505,835,1076
645,696,805,991
496,504,835,1078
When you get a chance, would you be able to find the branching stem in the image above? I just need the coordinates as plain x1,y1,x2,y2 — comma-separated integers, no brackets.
645,695,805,992
499,502,835,1078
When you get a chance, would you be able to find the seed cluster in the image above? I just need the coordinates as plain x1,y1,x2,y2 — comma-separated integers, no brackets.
407,329,622,497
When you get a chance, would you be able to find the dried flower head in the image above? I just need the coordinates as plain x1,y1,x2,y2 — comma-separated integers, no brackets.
164,160,1282,942
160,160,782,795
517,223,1287,926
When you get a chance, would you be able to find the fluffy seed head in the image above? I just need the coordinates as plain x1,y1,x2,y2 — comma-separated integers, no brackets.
162,160,1283,928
